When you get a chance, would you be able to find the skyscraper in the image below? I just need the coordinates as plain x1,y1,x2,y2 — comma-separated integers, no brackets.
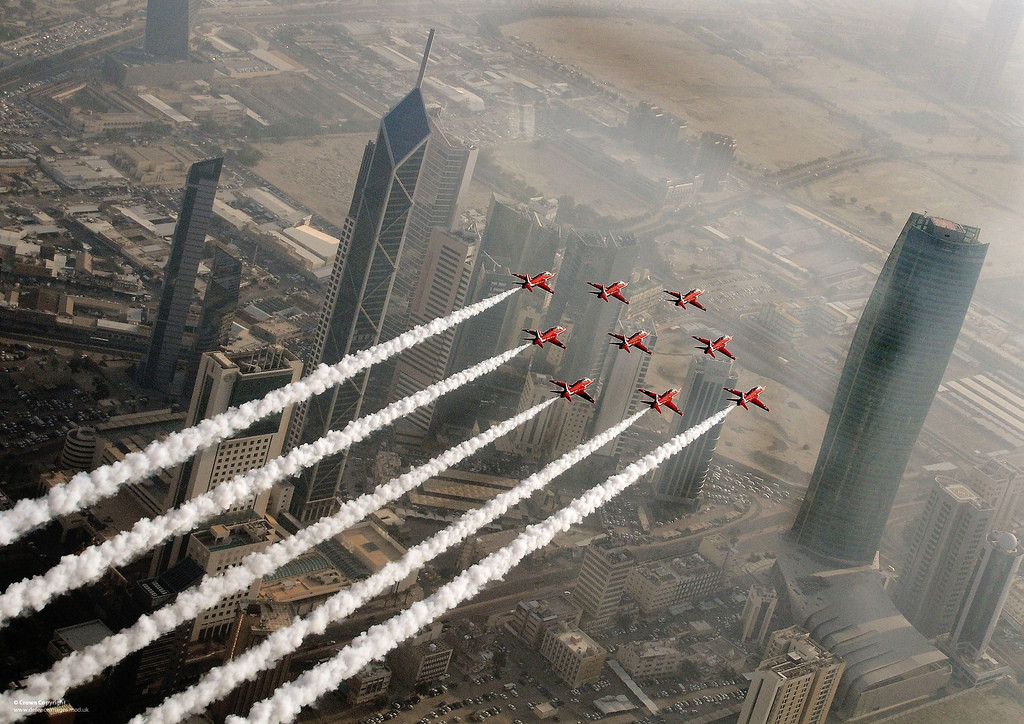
653,355,737,505
950,530,1024,659
571,538,634,631
738,627,844,724
194,245,242,355
793,214,987,566
952,0,1024,103
145,0,191,61
893,479,994,638
388,227,478,443
289,86,431,522
138,157,222,390
967,459,1024,531
903,0,951,55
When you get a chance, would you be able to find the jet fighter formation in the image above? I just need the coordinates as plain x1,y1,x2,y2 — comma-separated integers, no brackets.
586,280,630,304
637,388,683,415
693,334,736,360
609,330,652,355
549,377,596,404
513,271,768,413
523,326,567,349
665,288,706,310
725,385,770,412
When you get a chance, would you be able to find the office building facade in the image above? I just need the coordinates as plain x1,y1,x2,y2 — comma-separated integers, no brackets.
288,87,431,522
953,0,1024,103
138,157,222,389
572,538,634,631
653,355,737,505
894,479,994,637
742,584,779,648
793,214,987,565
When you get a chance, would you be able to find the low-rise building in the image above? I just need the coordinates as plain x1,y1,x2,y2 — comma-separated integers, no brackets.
615,639,684,679
539,622,607,688
511,596,582,648
625,553,720,615
346,662,392,706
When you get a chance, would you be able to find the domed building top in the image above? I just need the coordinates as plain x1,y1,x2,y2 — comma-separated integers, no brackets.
990,530,1021,554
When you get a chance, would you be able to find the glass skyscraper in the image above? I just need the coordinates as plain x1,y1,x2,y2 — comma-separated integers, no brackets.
289,88,431,522
138,157,222,390
145,0,192,61
793,213,987,566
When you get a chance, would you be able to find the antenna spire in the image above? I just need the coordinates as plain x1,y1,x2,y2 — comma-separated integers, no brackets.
416,28,434,88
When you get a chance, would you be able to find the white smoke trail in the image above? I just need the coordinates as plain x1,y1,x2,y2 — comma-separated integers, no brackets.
0,398,556,720
137,409,644,724
238,407,732,724
0,289,517,548
0,345,527,630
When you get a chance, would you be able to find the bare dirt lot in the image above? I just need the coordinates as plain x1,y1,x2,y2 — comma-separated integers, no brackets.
505,16,864,169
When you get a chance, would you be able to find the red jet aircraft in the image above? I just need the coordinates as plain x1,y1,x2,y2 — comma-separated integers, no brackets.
609,330,652,354
514,271,555,294
549,377,596,404
637,388,683,415
693,334,736,360
724,385,770,412
586,280,629,304
523,326,568,349
665,288,706,311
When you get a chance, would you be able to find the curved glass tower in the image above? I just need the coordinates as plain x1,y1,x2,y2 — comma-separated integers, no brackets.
793,213,987,566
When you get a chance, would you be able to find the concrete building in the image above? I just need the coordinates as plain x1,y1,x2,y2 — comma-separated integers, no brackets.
653,355,737,505
572,538,634,631
388,228,478,443
895,479,994,637
950,530,1024,660
346,662,392,706
387,639,453,688
137,157,223,390
625,553,721,615
738,629,844,724
741,584,779,648
952,0,1024,103
59,426,99,471
615,639,684,679
539,622,607,688
209,604,294,720
511,596,582,648
793,214,987,566
145,0,194,61
185,516,275,641
967,459,1024,531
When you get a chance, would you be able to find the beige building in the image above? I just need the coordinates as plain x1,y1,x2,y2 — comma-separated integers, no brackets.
741,584,779,647
615,639,684,679
625,553,720,615
738,628,844,724
1000,577,1024,630
388,640,454,688
511,596,582,648
186,516,275,641
346,662,392,705
572,538,634,631
539,623,607,688
968,459,1024,532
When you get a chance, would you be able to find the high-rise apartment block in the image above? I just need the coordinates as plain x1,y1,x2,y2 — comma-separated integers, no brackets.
953,0,1024,103
572,538,634,631
894,479,994,637
950,530,1024,659
138,157,223,390
967,459,1024,531
793,214,987,566
653,355,737,505
741,584,779,647
738,628,844,724
388,228,477,443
